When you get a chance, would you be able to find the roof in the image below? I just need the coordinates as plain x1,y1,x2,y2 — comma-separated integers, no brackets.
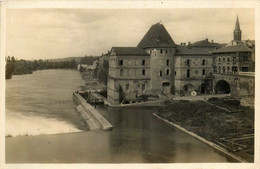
111,47,149,56
189,39,221,48
176,46,212,55
234,16,241,31
212,44,252,54
137,23,176,48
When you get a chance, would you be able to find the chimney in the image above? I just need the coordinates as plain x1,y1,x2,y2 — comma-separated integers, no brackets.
211,40,214,43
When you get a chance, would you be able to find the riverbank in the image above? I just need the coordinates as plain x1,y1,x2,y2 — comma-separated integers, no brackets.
79,71,106,92
154,98,254,162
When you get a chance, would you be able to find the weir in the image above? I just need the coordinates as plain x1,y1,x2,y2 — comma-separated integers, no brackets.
73,92,113,131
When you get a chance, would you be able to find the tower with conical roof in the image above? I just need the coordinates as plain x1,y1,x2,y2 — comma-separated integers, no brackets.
138,22,176,95
233,15,242,42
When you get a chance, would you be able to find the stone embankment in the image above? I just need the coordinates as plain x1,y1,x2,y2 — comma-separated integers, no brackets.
153,113,247,163
73,92,113,131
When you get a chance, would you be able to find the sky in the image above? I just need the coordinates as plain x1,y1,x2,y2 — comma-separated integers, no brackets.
6,8,255,60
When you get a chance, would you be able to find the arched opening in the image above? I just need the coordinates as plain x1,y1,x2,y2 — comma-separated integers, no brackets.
182,84,196,96
215,80,230,94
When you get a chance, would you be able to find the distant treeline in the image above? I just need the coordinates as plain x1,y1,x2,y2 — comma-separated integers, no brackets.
5,56,77,79
80,56,97,65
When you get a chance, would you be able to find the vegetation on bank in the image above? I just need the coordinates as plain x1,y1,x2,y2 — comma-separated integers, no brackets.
5,56,77,79
154,98,254,162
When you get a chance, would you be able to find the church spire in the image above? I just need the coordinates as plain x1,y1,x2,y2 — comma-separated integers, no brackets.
235,15,241,31
233,15,242,42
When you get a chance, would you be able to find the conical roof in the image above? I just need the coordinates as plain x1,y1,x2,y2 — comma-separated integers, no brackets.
234,16,241,31
137,23,176,49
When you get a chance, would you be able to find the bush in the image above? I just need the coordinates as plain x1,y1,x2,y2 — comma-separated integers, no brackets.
223,99,240,106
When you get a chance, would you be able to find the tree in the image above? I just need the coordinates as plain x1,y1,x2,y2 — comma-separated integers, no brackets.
5,56,15,79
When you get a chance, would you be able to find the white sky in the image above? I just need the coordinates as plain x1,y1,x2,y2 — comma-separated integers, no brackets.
6,8,254,60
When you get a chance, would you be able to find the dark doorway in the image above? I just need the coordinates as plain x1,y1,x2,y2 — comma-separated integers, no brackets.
162,82,170,94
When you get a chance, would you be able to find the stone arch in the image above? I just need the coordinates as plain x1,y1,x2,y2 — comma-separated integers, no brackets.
215,80,230,94
182,84,196,96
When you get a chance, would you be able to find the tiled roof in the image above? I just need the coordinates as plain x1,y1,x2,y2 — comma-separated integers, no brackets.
111,47,149,56
176,46,212,55
212,44,252,53
137,23,176,48
189,39,221,48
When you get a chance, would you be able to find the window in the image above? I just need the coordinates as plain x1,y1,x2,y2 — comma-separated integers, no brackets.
227,66,230,73
223,66,225,73
242,67,249,72
186,59,190,66
174,71,176,76
187,69,190,78
227,57,230,62
166,59,169,66
202,69,205,75
118,60,123,66
218,66,221,73
142,84,145,90
160,70,162,76
126,84,129,90
223,58,225,62
232,66,238,73
120,69,123,76
166,69,170,75
142,69,145,75
218,57,221,62
160,49,163,54
142,60,145,66
166,49,168,54
202,59,205,65
242,56,249,61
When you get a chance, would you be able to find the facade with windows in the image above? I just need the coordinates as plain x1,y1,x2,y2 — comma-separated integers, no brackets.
137,23,176,95
107,23,176,104
107,47,151,104
174,43,217,96
212,45,254,74
106,17,254,104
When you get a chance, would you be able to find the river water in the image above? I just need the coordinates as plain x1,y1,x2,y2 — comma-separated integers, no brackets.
5,69,231,163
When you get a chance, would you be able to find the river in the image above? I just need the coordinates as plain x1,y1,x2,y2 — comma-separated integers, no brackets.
5,69,231,163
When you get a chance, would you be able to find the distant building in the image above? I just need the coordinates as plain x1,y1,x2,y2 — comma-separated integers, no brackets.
78,60,98,72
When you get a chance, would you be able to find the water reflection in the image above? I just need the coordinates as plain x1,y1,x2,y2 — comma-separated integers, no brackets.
97,106,229,163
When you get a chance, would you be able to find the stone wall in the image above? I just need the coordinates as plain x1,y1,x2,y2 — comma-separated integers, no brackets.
213,73,255,97
148,48,176,94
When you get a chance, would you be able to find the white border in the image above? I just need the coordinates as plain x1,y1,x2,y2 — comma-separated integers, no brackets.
1,0,259,169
